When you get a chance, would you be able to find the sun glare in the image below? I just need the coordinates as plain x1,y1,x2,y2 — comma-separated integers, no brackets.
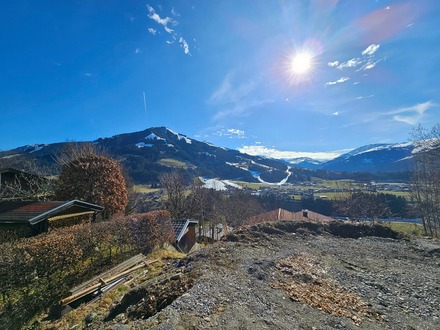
283,46,319,85
290,51,313,75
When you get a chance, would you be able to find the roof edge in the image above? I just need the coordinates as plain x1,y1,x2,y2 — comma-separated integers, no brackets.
28,200,104,225
175,219,198,242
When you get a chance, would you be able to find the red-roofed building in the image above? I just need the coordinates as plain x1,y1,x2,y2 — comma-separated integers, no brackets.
246,208,334,225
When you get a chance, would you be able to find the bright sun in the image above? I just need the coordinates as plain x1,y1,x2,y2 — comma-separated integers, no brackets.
290,51,313,75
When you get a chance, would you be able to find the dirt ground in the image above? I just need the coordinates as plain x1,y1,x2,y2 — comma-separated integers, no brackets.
72,221,439,330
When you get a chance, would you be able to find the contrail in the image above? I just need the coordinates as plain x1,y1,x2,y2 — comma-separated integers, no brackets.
142,91,147,115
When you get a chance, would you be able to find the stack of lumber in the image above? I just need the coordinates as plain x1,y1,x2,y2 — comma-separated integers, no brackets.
60,254,158,306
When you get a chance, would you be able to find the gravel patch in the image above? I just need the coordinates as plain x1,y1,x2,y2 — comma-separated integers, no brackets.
89,221,440,330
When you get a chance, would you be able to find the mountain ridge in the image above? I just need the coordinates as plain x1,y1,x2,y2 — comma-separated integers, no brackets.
0,127,416,184
0,127,298,184
288,142,415,173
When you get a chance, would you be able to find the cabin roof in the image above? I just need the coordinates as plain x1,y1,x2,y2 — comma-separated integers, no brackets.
171,219,198,242
0,200,104,225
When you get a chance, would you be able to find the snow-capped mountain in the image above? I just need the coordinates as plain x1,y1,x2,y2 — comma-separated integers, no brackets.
293,142,416,173
0,127,296,184
0,127,425,184
288,157,324,170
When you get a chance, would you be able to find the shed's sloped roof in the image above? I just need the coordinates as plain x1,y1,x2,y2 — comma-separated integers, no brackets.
171,219,198,242
0,200,104,225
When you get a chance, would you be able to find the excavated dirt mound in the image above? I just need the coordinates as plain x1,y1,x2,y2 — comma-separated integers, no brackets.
89,221,439,330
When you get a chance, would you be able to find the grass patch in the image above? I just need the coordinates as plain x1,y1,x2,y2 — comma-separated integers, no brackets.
315,192,347,200
381,221,424,237
148,247,186,260
132,185,160,193
377,190,411,198
157,158,194,169
313,179,355,189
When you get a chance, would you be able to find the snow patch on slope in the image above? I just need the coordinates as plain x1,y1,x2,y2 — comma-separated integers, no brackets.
289,157,323,165
351,142,414,157
1,154,19,159
226,162,292,186
199,177,243,191
412,139,440,153
136,142,153,148
21,144,46,153
145,133,166,142
165,128,192,144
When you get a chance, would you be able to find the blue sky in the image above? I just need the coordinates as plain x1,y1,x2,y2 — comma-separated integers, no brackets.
1,0,439,160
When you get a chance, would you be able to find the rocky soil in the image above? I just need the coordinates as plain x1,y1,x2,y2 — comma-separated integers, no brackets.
84,221,439,330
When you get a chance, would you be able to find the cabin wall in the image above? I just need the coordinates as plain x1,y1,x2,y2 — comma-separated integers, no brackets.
0,224,34,243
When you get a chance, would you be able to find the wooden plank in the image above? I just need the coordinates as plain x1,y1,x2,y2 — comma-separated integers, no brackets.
69,254,145,294
60,258,159,306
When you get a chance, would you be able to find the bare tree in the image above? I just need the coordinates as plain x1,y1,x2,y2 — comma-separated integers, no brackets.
159,171,188,219
0,163,56,201
410,124,440,237
335,183,390,222
216,190,264,227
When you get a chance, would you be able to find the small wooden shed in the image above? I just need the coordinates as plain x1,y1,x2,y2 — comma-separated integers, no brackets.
171,219,199,253
0,200,104,237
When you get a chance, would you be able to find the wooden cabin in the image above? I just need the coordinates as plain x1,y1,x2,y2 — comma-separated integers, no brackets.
0,200,104,240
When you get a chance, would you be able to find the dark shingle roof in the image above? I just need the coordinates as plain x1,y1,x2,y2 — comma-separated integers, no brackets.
0,200,104,225
171,219,198,242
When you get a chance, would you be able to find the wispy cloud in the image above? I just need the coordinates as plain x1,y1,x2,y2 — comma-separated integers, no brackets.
344,100,436,128
238,145,348,161
164,26,174,34
179,37,190,55
147,5,176,28
360,60,381,70
171,7,180,17
209,73,272,120
325,77,350,86
337,58,362,70
209,73,255,105
213,99,272,121
214,128,246,139
146,4,192,56
356,95,374,100
329,43,383,73
362,44,380,56
135,48,142,54
391,101,437,125
84,72,93,77
332,112,339,116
